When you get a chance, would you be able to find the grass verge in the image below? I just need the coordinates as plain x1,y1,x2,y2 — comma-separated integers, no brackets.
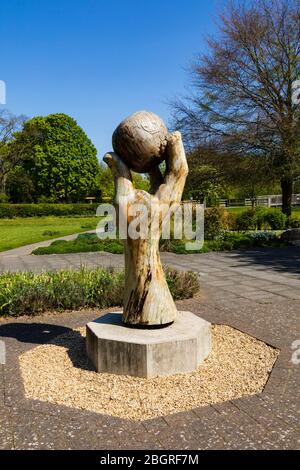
227,206,300,219
0,216,100,252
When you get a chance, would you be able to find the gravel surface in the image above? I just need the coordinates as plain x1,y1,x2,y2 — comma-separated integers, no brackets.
19,324,279,421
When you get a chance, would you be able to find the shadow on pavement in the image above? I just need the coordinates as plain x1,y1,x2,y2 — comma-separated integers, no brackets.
224,246,300,276
0,322,71,344
0,322,94,371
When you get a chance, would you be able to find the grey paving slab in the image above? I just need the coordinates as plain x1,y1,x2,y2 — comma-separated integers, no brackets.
0,246,299,449
0,407,13,449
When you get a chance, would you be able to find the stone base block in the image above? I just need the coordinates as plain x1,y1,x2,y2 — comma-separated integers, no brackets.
86,311,211,378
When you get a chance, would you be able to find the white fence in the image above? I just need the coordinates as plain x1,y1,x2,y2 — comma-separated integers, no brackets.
219,194,300,208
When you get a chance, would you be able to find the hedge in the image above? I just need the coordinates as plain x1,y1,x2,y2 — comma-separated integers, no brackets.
0,203,99,218
236,207,287,231
204,207,237,240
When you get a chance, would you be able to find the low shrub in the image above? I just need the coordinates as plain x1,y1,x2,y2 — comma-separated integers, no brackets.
163,268,200,300
204,207,228,240
33,236,124,255
42,230,61,237
263,209,287,230
37,196,56,204
0,203,99,218
236,207,287,231
249,231,279,243
236,209,257,231
80,223,95,230
0,194,9,203
224,211,237,231
0,266,200,316
205,231,281,251
33,228,284,256
254,207,269,230
205,232,251,251
287,216,300,228
159,238,188,254
77,232,98,240
35,235,197,256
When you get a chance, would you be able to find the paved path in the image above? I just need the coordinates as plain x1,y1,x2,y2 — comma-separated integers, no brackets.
0,246,299,449
1,246,300,304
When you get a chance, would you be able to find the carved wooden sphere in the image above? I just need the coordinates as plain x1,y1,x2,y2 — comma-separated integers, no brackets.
112,111,169,173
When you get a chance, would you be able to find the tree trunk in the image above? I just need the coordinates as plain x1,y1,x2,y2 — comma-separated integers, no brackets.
281,177,293,217
0,178,5,195
123,235,177,327
0,172,7,195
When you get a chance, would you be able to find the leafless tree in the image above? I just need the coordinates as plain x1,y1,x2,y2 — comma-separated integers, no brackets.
185,143,275,203
172,0,300,216
0,110,27,194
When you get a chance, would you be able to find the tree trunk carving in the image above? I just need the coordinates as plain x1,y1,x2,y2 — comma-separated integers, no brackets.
104,132,188,327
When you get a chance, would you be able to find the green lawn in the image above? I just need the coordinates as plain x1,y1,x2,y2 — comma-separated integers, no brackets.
0,216,100,252
291,206,300,218
227,206,300,218
1,207,299,254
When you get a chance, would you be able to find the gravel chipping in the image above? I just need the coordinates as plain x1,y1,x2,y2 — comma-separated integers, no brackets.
19,324,279,421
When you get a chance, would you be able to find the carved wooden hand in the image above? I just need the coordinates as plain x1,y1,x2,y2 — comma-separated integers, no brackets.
104,131,188,327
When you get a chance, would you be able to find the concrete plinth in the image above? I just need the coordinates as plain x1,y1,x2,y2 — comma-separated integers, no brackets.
86,311,211,378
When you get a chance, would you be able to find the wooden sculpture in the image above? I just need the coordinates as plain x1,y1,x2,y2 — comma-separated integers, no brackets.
104,111,188,327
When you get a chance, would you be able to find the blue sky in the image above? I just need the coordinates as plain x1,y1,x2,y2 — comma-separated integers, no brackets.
0,0,223,157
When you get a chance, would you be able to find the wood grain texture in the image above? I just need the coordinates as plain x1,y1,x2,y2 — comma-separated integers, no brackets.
104,131,188,326
112,111,168,173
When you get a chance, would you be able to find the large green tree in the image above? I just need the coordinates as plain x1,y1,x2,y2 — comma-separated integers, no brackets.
97,164,150,202
10,113,100,202
173,0,300,216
